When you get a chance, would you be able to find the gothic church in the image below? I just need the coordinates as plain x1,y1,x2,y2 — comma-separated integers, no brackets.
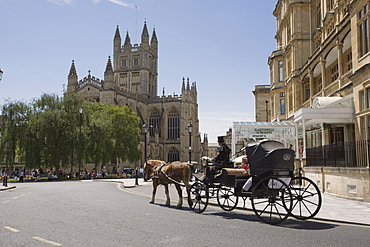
67,22,205,169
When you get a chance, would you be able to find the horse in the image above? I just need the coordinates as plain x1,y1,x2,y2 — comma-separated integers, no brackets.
144,160,192,209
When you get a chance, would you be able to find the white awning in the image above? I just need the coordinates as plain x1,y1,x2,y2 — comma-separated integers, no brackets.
294,95,354,125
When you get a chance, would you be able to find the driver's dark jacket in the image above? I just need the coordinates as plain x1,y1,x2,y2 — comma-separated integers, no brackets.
214,143,231,163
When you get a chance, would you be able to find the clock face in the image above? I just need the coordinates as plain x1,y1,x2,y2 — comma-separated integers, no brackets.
283,153,291,161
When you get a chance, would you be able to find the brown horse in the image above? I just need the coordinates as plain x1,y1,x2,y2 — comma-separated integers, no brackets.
144,160,192,208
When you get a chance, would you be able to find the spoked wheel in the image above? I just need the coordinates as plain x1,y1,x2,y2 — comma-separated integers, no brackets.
188,182,209,213
217,186,238,211
251,177,293,225
289,176,322,220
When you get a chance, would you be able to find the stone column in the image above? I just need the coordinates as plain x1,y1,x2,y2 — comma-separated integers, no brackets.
337,41,344,88
308,69,314,107
320,57,326,96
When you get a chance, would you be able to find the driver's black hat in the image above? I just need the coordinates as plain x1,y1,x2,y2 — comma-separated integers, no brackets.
217,136,225,143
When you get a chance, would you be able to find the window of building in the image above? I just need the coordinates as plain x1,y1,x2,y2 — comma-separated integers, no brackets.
121,59,127,67
358,4,370,57
316,3,321,28
367,87,370,108
149,108,161,137
167,147,179,162
327,0,335,11
346,52,352,72
133,57,139,66
304,83,310,101
360,90,365,111
330,63,339,82
280,98,286,115
167,108,180,140
280,92,285,97
278,60,284,82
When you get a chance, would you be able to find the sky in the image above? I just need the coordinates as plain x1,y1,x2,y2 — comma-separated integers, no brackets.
0,0,277,143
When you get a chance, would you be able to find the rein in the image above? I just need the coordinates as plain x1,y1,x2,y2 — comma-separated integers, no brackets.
152,164,184,185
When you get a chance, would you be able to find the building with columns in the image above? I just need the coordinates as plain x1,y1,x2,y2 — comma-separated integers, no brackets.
67,22,206,170
266,0,370,201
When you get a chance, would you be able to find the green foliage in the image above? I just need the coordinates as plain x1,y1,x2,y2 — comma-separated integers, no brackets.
0,92,142,171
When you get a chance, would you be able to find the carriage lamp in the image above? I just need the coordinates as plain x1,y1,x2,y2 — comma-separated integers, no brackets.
188,123,193,164
0,68,3,81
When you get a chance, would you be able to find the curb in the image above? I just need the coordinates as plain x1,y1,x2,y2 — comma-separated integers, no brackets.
0,185,16,191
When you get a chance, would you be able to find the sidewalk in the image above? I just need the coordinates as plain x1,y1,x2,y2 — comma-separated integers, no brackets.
120,178,370,226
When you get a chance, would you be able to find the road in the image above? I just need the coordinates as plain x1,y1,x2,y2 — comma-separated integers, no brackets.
1,180,370,247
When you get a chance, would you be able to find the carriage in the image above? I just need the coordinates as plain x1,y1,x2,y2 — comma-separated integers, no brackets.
187,140,322,225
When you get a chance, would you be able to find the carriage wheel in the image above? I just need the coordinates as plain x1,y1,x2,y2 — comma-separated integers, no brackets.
217,186,239,211
188,182,209,214
289,176,322,220
251,177,292,225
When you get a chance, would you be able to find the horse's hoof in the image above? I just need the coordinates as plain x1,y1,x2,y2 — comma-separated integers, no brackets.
177,206,182,209
149,201,154,204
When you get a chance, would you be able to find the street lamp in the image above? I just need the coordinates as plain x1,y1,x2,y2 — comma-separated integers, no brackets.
0,68,3,81
78,107,83,180
188,123,193,164
265,100,269,122
142,123,149,183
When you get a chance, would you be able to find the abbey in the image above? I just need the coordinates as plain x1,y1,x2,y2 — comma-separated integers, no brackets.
67,22,206,169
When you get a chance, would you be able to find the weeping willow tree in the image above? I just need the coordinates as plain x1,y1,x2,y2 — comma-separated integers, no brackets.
0,91,141,173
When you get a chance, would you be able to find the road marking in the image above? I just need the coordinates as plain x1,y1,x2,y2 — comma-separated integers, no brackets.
2,200,10,203
4,226,20,232
13,197,19,200
33,237,62,246
21,194,26,196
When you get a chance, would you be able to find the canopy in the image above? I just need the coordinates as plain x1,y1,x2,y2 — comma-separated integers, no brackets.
246,140,294,176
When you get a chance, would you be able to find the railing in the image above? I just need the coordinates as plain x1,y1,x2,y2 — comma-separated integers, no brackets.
305,140,369,167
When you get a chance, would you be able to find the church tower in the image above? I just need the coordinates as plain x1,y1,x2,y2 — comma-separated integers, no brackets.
113,22,158,98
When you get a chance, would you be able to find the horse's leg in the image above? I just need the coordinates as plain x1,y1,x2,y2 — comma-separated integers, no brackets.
164,184,170,206
175,184,183,208
149,180,158,204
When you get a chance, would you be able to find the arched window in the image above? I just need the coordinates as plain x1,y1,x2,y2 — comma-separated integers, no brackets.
149,108,160,136
168,147,179,162
167,108,180,140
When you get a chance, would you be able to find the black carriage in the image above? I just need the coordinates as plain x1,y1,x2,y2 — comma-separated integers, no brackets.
187,140,322,225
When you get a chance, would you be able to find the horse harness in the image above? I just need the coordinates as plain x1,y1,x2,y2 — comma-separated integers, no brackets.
152,163,182,184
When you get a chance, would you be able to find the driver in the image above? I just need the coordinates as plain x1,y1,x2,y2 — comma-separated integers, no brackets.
213,136,231,164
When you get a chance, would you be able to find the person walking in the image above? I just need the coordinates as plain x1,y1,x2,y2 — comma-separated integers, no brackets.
19,170,24,183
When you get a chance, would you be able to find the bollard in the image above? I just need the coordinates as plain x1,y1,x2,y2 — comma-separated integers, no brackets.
3,175,7,187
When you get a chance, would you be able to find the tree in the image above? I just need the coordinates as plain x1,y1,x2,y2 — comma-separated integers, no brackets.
0,101,32,170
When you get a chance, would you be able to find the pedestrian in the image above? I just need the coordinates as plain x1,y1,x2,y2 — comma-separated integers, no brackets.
19,170,24,183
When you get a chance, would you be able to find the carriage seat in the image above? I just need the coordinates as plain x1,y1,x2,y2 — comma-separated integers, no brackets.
216,168,249,179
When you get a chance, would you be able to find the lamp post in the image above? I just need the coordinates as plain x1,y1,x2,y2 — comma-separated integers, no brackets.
78,107,83,180
0,68,3,81
142,123,149,182
265,100,269,122
188,123,193,164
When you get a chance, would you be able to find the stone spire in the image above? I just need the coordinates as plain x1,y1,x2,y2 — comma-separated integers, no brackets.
67,60,78,90
124,31,131,46
151,28,158,43
104,56,114,89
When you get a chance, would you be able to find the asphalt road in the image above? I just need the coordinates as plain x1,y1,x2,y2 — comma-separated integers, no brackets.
1,181,370,247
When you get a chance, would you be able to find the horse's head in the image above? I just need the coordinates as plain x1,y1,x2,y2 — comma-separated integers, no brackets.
144,160,166,180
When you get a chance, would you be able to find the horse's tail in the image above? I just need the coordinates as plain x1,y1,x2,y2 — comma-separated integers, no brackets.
182,163,191,186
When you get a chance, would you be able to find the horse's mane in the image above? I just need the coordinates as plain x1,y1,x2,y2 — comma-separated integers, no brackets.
144,160,166,169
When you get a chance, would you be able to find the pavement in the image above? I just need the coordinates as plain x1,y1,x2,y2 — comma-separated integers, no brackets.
2,178,370,226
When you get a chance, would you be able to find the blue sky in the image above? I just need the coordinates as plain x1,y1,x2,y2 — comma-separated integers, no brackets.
0,0,277,143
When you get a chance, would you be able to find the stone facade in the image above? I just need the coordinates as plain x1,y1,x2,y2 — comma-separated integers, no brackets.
67,23,206,170
265,0,370,201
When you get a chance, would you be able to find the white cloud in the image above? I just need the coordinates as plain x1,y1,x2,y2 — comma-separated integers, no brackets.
107,0,133,7
46,0,74,5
